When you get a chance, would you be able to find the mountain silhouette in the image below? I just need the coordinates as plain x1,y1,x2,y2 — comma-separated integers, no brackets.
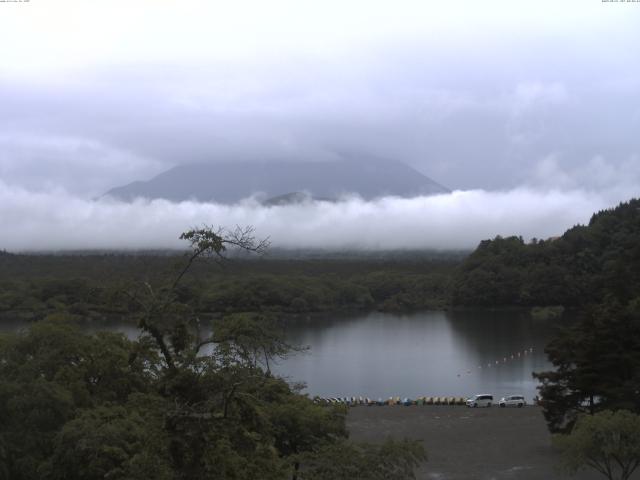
105,156,449,203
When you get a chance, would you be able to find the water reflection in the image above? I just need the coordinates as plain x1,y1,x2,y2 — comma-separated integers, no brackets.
1,310,562,402
273,310,559,402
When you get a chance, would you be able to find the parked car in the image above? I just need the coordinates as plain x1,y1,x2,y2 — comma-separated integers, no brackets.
499,395,526,407
466,394,494,407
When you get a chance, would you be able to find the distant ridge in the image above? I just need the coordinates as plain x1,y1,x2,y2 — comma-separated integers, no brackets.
104,156,449,204
262,192,322,206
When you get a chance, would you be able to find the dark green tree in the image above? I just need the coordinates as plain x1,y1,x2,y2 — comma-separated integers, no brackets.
534,299,640,432
554,410,640,480
0,226,427,480
47,405,172,480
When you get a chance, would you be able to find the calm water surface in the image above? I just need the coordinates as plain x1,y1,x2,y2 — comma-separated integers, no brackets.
1,309,559,402
272,310,557,402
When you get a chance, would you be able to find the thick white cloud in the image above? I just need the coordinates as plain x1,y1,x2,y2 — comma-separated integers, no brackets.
0,182,634,252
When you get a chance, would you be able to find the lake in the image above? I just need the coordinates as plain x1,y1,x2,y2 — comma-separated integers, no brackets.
1,309,559,403
272,310,557,402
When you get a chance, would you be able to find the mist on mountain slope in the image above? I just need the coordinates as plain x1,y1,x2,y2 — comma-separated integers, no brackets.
104,157,449,203
0,179,633,252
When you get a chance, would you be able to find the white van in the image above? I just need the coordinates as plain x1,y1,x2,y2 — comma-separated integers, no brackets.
466,394,493,407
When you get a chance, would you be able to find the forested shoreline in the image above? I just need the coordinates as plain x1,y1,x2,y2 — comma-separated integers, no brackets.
0,253,458,325
1,200,639,479
0,228,428,480
2,199,639,326
452,199,640,308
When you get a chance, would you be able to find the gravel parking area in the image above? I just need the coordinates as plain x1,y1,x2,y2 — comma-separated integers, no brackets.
347,405,627,480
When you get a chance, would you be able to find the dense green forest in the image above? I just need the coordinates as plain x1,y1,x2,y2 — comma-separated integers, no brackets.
444,199,640,453
0,228,426,480
514,199,640,436
0,251,458,324
452,198,640,308
1,200,640,478
1,199,639,328
0,318,425,480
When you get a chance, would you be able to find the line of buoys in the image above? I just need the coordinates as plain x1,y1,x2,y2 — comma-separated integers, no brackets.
465,347,535,375
312,396,468,406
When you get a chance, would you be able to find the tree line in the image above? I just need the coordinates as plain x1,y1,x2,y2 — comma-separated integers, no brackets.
0,227,426,480
451,198,640,308
0,252,456,324
452,199,640,480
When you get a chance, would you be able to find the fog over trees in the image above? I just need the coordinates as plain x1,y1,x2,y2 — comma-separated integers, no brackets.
1,1,638,252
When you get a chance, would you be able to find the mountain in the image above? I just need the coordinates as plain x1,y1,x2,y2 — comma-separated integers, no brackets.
104,156,449,203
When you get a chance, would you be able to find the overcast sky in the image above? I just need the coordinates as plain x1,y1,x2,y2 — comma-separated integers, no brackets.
0,0,639,250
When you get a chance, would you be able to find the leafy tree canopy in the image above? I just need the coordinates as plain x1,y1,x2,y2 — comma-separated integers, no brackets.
0,226,426,480
453,198,640,308
534,298,640,432
554,410,640,480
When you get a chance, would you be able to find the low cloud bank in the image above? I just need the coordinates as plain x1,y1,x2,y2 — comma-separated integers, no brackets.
0,182,634,252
